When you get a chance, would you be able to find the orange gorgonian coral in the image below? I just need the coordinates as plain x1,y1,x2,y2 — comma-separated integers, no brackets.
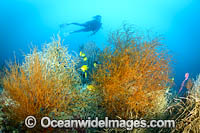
2,37,81,130
93,24,172,119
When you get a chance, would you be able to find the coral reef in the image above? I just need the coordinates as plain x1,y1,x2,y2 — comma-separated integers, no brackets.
93,24,172,120
0,24,177,132
1,36,85,131
170,74,200,132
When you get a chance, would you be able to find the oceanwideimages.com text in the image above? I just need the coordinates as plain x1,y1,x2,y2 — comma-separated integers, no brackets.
25,116,175,130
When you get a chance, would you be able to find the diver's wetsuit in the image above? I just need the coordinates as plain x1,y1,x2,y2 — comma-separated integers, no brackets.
60,15,102,36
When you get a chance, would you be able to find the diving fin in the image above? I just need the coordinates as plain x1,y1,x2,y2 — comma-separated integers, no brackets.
63,32,70,37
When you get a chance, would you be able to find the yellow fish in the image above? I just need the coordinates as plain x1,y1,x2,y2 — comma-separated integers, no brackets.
87,85,95,91
94,62,97,67
80,51,86,57
83,57,87,61
81,65,88,72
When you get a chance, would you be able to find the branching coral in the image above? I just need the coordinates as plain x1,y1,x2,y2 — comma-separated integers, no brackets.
1,36,82,131
93,24,172,120
170,74,200,132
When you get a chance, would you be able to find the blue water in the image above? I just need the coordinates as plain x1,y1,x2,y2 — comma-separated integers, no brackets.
0,0,200,93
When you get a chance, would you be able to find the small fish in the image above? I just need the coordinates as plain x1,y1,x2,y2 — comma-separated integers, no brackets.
87,85,95,91
85,72,87,78
94,62,97,68
81,65,88,72
93,61,98,68
79,51,82,56
171,77,174,81
83,57,87,61
80,51,86,57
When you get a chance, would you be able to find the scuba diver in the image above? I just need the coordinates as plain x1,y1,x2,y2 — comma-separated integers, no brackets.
60,15,102,36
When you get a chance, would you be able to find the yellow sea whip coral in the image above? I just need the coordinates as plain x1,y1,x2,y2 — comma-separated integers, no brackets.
1,36,82,130
93,24,172,119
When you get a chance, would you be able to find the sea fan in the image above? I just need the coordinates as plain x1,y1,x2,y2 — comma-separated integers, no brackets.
93,24,172,120
1,36,83,131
